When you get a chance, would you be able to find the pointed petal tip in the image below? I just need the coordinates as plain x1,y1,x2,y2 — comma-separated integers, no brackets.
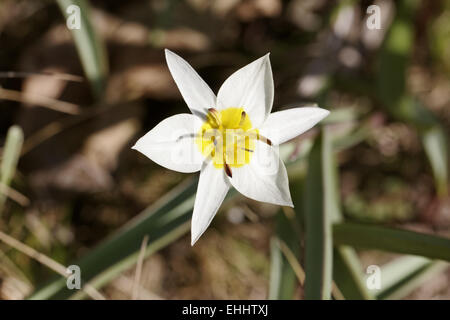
164,49,177,61
191,231,201,246
164,48,173,59
313,107,331,120
262,52,271,62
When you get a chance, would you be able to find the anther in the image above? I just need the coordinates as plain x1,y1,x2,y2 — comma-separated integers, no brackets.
224,163,232,178
207,108,221,126
239,111,247,126
257,134,272,146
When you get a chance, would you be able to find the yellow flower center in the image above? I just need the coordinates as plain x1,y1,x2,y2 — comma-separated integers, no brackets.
195,107,258,171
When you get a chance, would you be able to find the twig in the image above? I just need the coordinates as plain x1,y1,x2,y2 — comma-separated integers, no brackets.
132,235,149,300
275,237,345,300
275,238,305,284
0,230,106,300
21,102,117,156
0,87,80,115
0,71,83,82
0,183,30,207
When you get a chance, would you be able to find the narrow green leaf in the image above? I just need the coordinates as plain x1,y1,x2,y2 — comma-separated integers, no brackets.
269,237,286,300
334,223,450,262
0,125,24,215
56,0,108,99
321,123,373,300
378,256,448,300
304,129,333,300
269,209,302,300
333,246,374,300
422,127,448,196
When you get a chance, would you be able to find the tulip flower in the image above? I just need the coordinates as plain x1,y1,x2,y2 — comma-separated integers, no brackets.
133,50,329,245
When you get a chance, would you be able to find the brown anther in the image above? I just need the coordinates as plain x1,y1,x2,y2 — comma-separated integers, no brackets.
207,108,221,126
224,163,232,178
239,111,247,126
258,134,272,146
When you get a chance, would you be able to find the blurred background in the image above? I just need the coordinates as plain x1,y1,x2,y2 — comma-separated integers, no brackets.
0,0,449,300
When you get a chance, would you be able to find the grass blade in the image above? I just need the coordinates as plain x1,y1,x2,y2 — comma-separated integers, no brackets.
333,246,374,300
0,125,24,215
422,127,448,196
322,122,372,300
56,0,108,99
269,208,302,300
304,129,333,299
378,256,448,300
334,223,450,261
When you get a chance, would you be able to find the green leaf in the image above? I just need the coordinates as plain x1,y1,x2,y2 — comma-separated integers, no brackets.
304,129,333,300
56,0,108,99
378,256,448,300
269,209,302,300
333,246,374,300
422,126,448,196
0,125,24,215
333,223,450,262
321,123,372,300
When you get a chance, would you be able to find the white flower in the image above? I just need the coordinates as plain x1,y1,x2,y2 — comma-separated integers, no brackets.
133,49,329,245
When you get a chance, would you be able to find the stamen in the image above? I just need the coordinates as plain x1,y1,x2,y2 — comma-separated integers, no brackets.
234,130,273,146
238,111,246,126
224,163,232,178
258,134,272,146
207,108,221,126
240,147,254,153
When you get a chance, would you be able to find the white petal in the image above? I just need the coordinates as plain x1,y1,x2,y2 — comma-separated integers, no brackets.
259,107,330,145
191,160,230,245
132,114,204,173
228,141,293,207
217,54,274,127
165,49,216,118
